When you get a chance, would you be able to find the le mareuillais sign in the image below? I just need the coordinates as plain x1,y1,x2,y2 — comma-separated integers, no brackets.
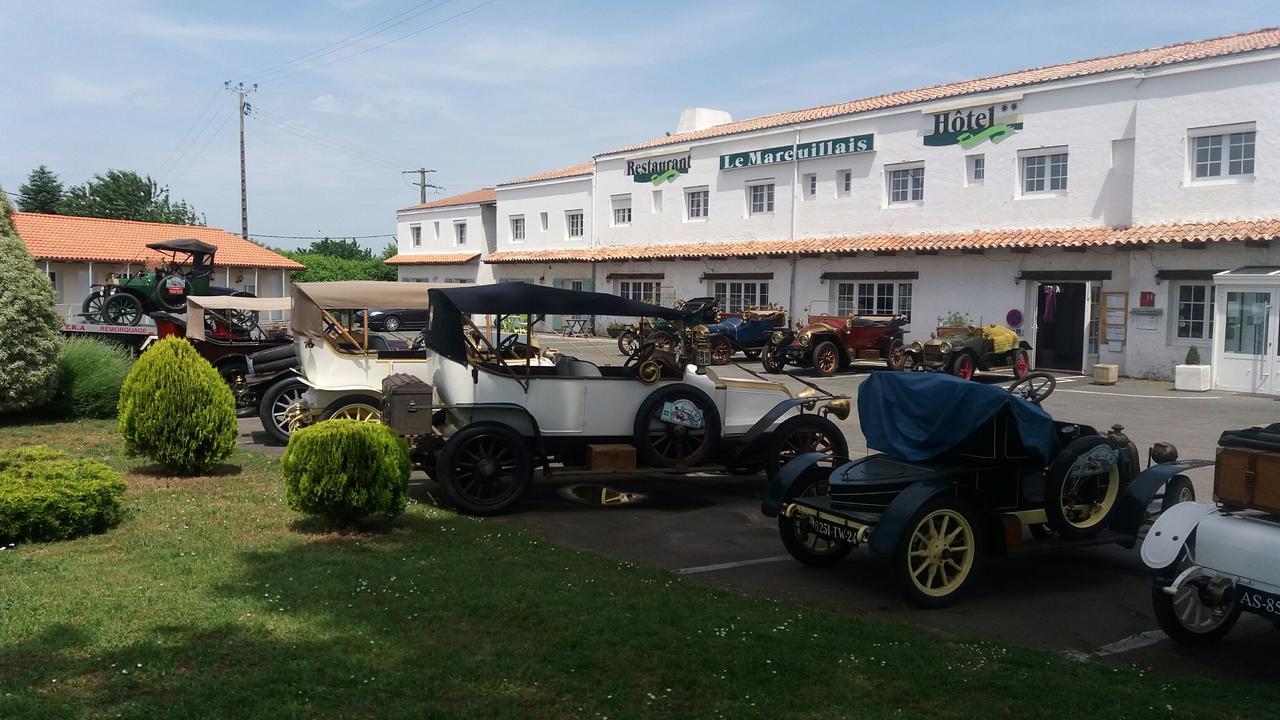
719,133,874,171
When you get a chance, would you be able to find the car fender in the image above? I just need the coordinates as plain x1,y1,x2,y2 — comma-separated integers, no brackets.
1140,501,1217,572
868,478,956,556
1110,459,1214,537
736,397,815,451
760,451,829,517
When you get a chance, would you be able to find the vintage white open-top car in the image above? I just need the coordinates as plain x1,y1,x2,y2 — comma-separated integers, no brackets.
381,282,851,515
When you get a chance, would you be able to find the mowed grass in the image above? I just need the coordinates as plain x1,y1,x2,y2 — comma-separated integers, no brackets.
1,421,1277,719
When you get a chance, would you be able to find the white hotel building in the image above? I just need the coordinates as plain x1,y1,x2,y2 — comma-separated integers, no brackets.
387,27,1280,392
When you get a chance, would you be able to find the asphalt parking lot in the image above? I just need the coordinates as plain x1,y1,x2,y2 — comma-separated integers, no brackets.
237,334,1280,678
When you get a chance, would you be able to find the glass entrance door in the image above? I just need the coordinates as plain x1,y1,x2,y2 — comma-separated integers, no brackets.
1218,288,1276,394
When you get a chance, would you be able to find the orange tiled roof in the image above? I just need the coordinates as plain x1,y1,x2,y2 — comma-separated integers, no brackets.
484,218,1280,263
11,212,305,269
384,252,480,266
398,188,496,213
603,27,1280,156
499,161,594,187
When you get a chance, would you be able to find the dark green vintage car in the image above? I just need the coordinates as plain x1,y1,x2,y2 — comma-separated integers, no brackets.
81,238,247,326
903,324,1032,380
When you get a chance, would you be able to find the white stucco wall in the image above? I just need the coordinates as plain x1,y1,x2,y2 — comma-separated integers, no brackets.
495,177,593,251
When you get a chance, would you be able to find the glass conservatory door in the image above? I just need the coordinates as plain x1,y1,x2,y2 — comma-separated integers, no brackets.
1219,289,1276,394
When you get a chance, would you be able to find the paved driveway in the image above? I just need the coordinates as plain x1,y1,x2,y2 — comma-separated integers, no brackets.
238,335,1280,677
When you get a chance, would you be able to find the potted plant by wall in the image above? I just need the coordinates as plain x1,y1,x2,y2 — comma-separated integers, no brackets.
1174,345,1212,392
936,311,975,338
606,321,624,339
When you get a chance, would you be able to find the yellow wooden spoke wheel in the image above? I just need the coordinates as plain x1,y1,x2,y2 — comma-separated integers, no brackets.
321,395,383,424
894,498,981,608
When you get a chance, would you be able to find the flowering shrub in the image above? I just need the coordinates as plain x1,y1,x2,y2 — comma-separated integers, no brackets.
0,445,127,543
282,419,410,524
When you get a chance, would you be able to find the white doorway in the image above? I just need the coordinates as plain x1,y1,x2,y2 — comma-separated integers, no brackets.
1211,268,1280,395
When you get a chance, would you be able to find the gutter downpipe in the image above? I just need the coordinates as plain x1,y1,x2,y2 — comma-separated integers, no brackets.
590,162,599,331
787,129,800,321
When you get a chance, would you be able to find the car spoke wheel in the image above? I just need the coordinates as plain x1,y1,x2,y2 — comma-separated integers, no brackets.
1011,349,1031,380
951,354,975,380
1045,436,1122,538
813,341,839,376
102,293,142,326
259,378,307,445
765,414,848,482
779,475,853,567
617,329,640,356
383,315,401,332
1152,558,1242,645
650,331,677,353
323,397,382,423
437,424,532,515
634,386,721,468
219,364,256,418
81,292,106,322
886,339,906,371
761,345,786,373
709,336,733,365
894,498,981,608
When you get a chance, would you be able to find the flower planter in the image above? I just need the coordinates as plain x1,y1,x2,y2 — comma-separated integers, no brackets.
1174,364,1212,392
606,327,623,338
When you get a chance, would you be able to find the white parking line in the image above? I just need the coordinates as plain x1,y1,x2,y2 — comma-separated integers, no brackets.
676,556,792,575
1058,389,1220,400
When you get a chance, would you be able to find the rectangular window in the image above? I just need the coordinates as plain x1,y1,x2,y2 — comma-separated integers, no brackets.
618,280,661,305
1229,132,1256,175
711,281,770,313
967,155,985,184
611,195,632,226
836,282,912,319
841,170,852,194
540,212,549,231
686,189,709,219
1175,284,1215,340
433,221,440,240
1023,152,1068,193
1225,291,1268,354
410,224,422,247
566,211,584,239
1193,129,1256,178
510,216,525,242
749,183,774,214
454,222,467,245
889,167,924,203
803,173,816,198
652,189,663,213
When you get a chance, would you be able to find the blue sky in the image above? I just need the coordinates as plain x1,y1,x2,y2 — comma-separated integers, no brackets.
1,0,1275,250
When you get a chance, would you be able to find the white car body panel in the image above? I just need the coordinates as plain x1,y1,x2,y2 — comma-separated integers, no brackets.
1144,502,1280,595
295,336,431,393
1141,501,1218,571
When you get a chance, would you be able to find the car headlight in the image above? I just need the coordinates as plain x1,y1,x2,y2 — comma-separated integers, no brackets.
771,331,784,345
940,341,953,354
798,333,811,347
911,340,923,350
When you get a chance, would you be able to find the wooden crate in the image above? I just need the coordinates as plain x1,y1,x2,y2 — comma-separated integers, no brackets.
1254,453,1280,514
1215,446,1261,508
586,443,636,471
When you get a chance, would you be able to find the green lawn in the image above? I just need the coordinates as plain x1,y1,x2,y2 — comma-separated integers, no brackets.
1,420,1276,719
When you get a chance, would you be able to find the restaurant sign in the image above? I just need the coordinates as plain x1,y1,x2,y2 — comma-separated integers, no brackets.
627,154,691,185
925,102,1023,149
719,133,874,171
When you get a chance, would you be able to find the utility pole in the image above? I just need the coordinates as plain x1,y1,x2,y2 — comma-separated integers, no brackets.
226,81,258,240
402,167,440,204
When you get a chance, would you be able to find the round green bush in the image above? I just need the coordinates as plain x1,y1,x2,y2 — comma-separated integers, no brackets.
52,337,135,419
0,188,62,416
118,336,237,475
282,419,411,524
0,445,127,543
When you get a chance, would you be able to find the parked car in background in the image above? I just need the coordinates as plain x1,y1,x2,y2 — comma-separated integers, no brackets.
762,313,908,376
706,307,787,364
904,324,1032,380
616,297,722,356
352,307,430,332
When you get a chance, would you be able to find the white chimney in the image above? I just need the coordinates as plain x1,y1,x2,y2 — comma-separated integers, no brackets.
676,107,733,134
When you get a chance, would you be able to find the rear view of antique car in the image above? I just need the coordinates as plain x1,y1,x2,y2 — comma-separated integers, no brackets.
1141,423,1280,644
705,307,787,364
762,313,908,376
904,324,1032,380
762,371,1206,607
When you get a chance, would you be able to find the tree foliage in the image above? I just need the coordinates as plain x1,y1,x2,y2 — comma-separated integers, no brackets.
278,249,397,283
302,237,370,260
117,337,236,474
61,170,205,226
0,188,62,416
17,165,64,214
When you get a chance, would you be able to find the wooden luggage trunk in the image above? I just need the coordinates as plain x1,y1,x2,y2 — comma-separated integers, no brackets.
1214,447,1280,513
381,373,434,435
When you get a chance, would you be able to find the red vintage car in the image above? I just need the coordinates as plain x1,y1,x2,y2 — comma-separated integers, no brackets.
762,314,908,376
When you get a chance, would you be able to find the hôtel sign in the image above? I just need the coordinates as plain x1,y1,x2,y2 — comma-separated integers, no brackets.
719,133,874,171
925,102,1023,149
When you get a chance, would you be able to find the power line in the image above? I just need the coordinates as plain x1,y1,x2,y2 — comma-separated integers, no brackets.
247,108,405,172
243,0,455,83
156,85,226,179
164,92,236,185
260,0,499,83
251,232,395,240
170,102,237,183
252,105,404,167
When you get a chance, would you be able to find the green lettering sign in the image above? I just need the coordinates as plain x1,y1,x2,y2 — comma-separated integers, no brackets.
925,102,1023,148
719,133,874,171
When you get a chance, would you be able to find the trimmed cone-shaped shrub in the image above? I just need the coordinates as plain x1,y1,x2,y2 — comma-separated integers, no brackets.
0,188,62,416
118,337,237,474
0,445,127,543
282,419,410,524
53,337,135,419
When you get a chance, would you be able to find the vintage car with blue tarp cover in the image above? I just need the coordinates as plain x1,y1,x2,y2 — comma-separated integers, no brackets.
761,371,1208,607
381,282,851,515
705,307,787,365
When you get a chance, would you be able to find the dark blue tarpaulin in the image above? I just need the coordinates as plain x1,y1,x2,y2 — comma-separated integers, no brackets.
857,372,1055,465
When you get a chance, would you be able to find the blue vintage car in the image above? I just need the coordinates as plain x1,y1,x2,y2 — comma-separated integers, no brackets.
706,308,787,365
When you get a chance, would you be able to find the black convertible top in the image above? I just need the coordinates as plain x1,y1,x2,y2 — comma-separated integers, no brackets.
146,238,218,256
425,282,692,363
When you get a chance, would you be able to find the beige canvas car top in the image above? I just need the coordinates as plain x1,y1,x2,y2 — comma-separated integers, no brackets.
291,281,450,339
185,295,292,340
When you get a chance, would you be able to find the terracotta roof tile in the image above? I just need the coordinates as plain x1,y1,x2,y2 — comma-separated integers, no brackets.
483,218,1280,263
499,161,594,187
398,188,496,212
603,27,1280,156
384,252,480,266
11,212,305,269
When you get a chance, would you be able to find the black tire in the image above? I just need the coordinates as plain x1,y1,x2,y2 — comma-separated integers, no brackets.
633,385,721,468
765,414,848,482
1044,436,1123,538
884,338,906,371
951,352,976,380
892,495,982,608
320,394,383,423
617,329,639,356
779,471,854,567
1160,475,1197,513
435,423,532,516
761,344,786,373
218,361,256,418
102,292,143,326
812,341,840,377
382,315,402,332
1011,348,1032,380
81,291,107,322
258,377,307,445
1151,556,1242,646
743,349,762,360
155,273,190,312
